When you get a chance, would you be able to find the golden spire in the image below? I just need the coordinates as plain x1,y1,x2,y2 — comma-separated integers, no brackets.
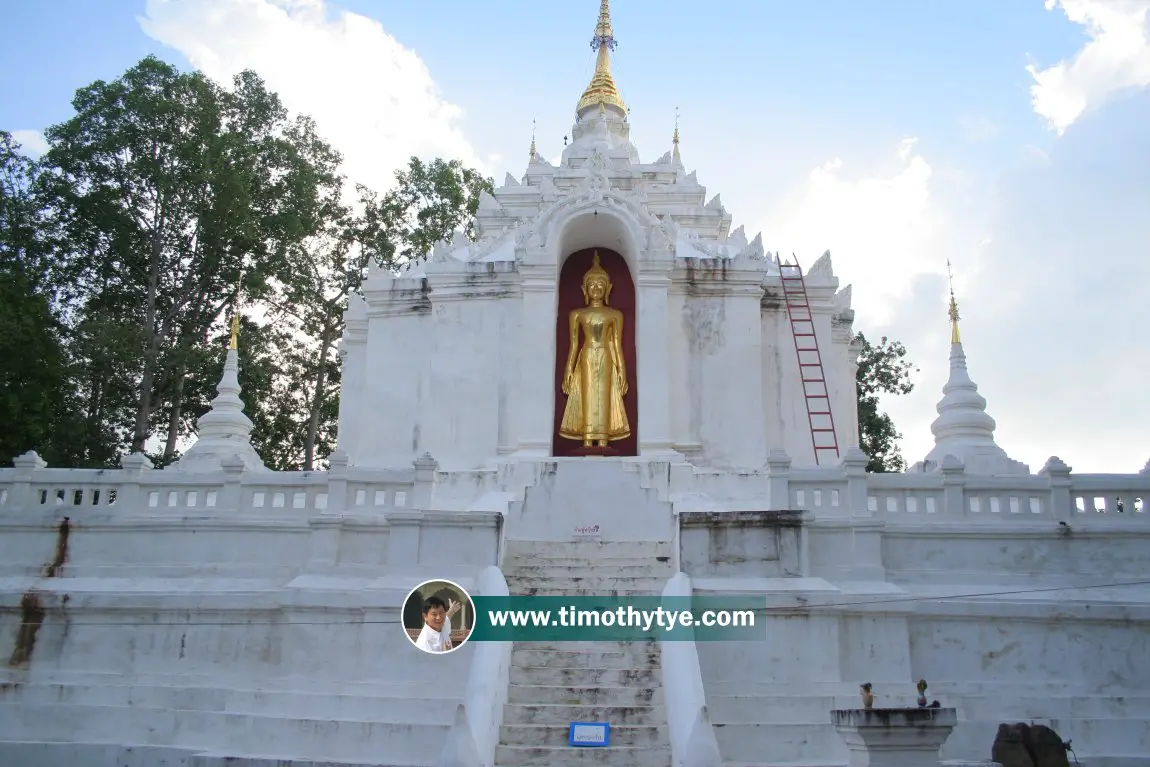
577,0,627,115
946,259,961,344
228,270,244,350
529,118,537,162
672,106,681,162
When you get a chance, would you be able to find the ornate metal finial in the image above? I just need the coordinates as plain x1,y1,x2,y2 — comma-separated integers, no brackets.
592,0,615,51
577,0,626,115
228,269,244,350
529,118,537,161
673,106,680,145
946,259,961,344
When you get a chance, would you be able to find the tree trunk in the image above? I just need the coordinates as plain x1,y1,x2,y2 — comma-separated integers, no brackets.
303,322,334,471
163,359,188,461
132,224,165,453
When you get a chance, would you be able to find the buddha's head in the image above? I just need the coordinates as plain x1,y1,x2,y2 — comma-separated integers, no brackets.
581,251,613,305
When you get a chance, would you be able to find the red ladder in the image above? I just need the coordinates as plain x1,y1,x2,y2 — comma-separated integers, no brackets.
780,258,840,465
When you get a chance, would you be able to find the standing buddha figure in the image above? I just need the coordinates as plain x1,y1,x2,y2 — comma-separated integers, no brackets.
560,252,631,448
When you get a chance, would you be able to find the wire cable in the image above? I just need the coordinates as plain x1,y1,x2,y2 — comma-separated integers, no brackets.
19,577,1150,626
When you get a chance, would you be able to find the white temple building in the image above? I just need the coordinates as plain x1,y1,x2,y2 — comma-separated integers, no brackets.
1,2,1148,766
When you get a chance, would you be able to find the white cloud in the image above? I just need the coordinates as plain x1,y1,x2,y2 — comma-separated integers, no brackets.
1028,0,1150,133
139,0,485,192
959,114,1000,142
760,138,942,327
11,129,48,156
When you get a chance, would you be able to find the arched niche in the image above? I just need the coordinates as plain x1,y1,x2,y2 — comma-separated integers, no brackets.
551,247,639,457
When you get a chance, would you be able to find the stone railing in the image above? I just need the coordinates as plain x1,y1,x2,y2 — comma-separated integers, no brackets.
0,450,418,517
3,448,1146,527
773,450,1149,526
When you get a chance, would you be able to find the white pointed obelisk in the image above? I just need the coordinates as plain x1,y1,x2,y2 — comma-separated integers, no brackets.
169,279,267,474
918,263,1028,475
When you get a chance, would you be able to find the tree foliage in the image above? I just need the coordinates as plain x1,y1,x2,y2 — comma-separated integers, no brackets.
854,332,917,472
1,56,492,470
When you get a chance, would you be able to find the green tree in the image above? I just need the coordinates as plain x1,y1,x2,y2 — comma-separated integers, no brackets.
36,56,336,463
0,131,78,465
855,332,917,472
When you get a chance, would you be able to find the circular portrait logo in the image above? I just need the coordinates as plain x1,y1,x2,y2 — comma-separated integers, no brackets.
402,579,475,654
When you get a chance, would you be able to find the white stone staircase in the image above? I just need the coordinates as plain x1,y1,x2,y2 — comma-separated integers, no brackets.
495,540,675,767
0,674,461,766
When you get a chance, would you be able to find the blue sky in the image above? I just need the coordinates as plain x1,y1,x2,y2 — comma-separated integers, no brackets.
4,0,1149,472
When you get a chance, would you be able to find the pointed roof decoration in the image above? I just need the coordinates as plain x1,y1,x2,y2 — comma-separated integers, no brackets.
916,263,1028,475
577,0,627,117
169,272,266,474
529,118,538,163
672,106,682,164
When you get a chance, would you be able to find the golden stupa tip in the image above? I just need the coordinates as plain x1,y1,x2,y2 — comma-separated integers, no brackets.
529,118,537,161
577,0,626,115
946,260,961,344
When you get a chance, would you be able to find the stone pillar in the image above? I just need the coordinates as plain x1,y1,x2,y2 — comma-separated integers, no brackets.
940,455,966,518
118,452,154,510
636,266,676,456
842,447,871,518
514,263,557,456
831,708,958,767
412,452,438,510
220,455,246,511
1039,456,1073,521
11,450,47,510
308,449,350,570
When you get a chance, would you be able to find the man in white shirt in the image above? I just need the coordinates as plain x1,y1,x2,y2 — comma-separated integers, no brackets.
414,595,462,653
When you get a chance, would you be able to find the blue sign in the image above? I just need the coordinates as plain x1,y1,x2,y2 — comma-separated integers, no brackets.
569,721,610,747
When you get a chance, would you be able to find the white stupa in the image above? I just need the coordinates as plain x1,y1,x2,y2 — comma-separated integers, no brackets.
168,309,267,473
914,271,1028,475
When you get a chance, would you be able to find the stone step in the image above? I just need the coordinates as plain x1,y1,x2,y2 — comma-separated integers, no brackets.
510,666,660,687
10,681,458,723
511,587,665,597
0,670,458,700
508,684,664,706
713,723,844,764
0,563,300,579
723,762,846,767
515,640,660,653
0,741,197,767
708,694,838,724
191,752,424,766
500,723,666,747
494,744,671,767
503,562,675,577
503,703,664,726
506,575,670,590
503,541,674,559
0,702,448,764
512,647,660,669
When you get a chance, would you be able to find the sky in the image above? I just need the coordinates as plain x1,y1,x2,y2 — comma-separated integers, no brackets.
3,0,1148,474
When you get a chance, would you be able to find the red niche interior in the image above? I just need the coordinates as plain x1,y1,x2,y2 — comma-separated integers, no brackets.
552,248,639,457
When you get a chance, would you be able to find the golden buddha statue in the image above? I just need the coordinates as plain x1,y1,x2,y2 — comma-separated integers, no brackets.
560,252,631,448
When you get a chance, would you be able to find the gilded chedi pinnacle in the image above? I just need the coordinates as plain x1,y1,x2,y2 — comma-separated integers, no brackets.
577,0,626,115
